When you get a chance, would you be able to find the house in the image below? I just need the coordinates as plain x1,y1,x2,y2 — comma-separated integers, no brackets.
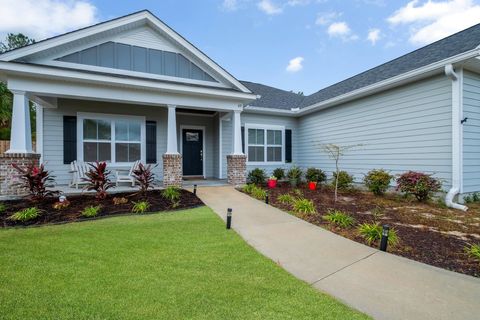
0,10,478,209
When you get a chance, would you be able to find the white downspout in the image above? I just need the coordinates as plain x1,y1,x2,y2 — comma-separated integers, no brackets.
444,64,468,211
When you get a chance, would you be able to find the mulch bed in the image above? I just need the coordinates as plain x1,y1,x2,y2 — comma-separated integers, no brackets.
0,189,204,228
242,183,480,277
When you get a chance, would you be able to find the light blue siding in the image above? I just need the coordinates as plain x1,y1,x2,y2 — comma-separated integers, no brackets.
297,75,453,188
221,112,298,179
463,71,480,193
57,42,217,82
42,101,222,185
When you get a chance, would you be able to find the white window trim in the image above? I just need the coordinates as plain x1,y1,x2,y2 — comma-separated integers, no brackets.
77,112,146,166
245,123,285,165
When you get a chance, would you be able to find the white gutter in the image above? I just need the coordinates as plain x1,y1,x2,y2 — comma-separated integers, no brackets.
444,64,468,211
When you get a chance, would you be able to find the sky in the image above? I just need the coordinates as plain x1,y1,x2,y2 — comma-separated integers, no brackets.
1,0,480,95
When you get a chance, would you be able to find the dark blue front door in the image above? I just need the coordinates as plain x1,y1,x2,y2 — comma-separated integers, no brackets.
182,129,203,176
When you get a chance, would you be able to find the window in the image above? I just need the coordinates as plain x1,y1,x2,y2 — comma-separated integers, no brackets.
79,114,144,164
246,125,284,163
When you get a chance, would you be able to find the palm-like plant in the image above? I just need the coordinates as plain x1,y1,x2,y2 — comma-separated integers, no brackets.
133,163,156,194
82,162,114,200
12,163,58,201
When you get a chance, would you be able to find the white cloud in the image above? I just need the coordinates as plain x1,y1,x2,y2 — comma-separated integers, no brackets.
327,22,350,36
286,56,304,72
315,11,342,25
0,0,97,40
287,0,311,6
222,0,239,11
257,0,283,15
367,28,381,45
388,0,480,45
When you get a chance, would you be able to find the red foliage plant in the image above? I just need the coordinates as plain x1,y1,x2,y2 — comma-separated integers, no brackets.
396,171,442,202
12,163,58,201
82,161,114,200
133,163,156,194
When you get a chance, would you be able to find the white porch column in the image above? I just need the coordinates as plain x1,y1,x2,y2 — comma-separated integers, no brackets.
7,90,32,154
232,109,243,155
166,104,179,154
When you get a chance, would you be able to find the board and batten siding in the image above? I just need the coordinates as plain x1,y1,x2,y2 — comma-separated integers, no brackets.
221,112,298,178
42,99,221,185
463,71,480,193
297,74,453,189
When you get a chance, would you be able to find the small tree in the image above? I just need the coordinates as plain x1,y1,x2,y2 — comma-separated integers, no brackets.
320,144,361,204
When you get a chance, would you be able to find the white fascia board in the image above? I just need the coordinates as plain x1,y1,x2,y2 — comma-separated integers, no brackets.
142,12,251,93
0,12,147,61
298,49,480,116
0,62,257,102
7,76,243,111
243,106,296,115
0,11,251,94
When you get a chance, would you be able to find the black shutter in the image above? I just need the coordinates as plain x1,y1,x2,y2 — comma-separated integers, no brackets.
146,121,157,164
63,116,77,164
285,129,292,163
241,126,245,153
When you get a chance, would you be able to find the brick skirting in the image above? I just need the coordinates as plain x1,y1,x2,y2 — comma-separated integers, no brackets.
163,153,182,187
0,153,41,196
227,154,247,186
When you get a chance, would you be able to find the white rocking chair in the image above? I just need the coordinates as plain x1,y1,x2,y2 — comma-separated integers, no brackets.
70,161,90,189
115,160,141,187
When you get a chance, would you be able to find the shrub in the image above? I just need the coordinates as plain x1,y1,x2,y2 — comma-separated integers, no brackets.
8,207,41,222
396,171,442,202
0,203,6,213
251,186,267,200
277,193,295,205
133,163,156,194
464,192,480,204
464,243,480,263
132,201,150,214
363,169,393,196
113,197,129,205
323,210,355,228
52,200,71,210
247,168,267,185
242,184,256,194
272,168,285,180
162,186,181,207
305,168,326,184
83,162,114,200
293,198,316,215
287,166,303,187
332,171,354,190
357,223,399,246
12,163,58,201
81,205,102,218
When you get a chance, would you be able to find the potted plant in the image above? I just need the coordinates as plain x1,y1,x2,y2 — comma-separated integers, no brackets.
305,167,326,191
267,176,278,189
287,166,303,188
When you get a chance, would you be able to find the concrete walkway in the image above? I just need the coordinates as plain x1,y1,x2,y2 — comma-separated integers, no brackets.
196,186,480,320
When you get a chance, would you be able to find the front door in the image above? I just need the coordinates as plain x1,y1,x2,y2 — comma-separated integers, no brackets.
182,129,203,176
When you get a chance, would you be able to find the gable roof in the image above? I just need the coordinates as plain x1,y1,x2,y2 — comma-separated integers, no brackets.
0,10,252,94
240,81,304,110
244,22,480,111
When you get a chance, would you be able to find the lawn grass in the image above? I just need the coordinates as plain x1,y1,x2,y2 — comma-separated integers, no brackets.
0,207,369,319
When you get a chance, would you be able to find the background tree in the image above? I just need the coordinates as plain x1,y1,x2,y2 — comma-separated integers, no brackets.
0,33,36,140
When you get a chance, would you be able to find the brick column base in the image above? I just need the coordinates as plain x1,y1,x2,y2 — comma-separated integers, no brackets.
0,153,41,196
163,153,182,188
227,154,247,186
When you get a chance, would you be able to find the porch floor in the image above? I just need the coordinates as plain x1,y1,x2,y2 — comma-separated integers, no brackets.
55,179,229,196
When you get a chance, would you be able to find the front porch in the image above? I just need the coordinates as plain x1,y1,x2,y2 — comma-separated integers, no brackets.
0,89,250,197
